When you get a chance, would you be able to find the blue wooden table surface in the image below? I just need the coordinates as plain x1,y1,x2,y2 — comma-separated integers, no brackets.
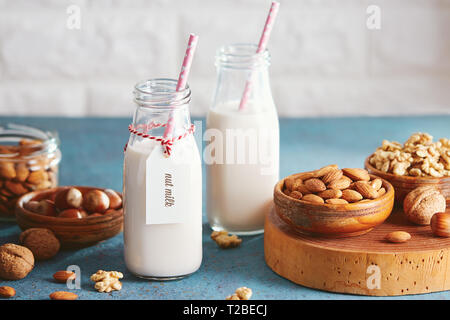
1,115,449,300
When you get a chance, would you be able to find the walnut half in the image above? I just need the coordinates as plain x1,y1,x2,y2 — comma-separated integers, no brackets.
226,287,252,300
90,270,123,293
211,231,242,249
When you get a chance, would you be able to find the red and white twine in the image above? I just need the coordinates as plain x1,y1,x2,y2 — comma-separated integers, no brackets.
124,122,195,157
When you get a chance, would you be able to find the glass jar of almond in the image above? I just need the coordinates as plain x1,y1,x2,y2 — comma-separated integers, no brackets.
0,124,61,220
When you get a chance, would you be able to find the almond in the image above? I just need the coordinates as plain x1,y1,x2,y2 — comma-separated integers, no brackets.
291,179,302,190
4,181,28,195
289,191,303,200
284,177,295,191
354,181,379,199
341,189,363,203
313,164,339,178
0,188,13,198
431,212,450,237
304,178,326,193
53,271,76,283
15,163,29,182
19,139,42,146
0,162,16,179
377,187,386,197
327,176,352,190
318,189,342,199
27,170,48,185
302,194,324,204
370,178,383,191
322,169,343,185
49,291,78,300
36,180,52,190
342,168,370,181
385,231,411,243
0,286,15,298
325,198,349,205
292,182,311,195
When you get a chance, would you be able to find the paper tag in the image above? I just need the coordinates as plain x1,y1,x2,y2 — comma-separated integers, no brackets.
146,146,191,224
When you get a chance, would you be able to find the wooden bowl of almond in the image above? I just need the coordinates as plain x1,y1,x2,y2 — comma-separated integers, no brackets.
365,133,450,204
15,186,123,248
274,165,395,237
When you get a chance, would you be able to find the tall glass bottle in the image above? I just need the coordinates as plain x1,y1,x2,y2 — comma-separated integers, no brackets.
124,79,202,279
206,44,280,235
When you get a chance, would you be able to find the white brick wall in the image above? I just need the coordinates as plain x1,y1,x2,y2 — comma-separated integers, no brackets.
0,0,449,117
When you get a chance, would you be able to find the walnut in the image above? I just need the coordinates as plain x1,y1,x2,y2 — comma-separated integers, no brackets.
19,228,60,261
90,270,123,293
403,186,446,225
226,287,252,300
370,132,450,177
0,244,34,280
211,231,242,249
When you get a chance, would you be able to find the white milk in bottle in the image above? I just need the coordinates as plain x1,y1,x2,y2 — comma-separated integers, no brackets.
123,79,202,279
206,44,280,235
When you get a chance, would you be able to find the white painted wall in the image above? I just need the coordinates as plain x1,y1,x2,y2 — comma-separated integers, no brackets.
0,0,449,117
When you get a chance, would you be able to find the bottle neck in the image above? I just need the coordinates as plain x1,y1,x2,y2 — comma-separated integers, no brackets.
132,79,192,139
212,44,274,113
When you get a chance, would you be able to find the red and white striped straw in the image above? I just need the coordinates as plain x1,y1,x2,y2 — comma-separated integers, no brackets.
163,33,199,140
238,1,280,111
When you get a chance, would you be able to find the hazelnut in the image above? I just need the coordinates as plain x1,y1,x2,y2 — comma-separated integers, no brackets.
24,200,41,212
79,209,88,218
89,213,103,217
83,190,110,213
58,209,84,219
55,187,83,210
39,200,57,216
104,189,122,209
0,243,34,280
403,186,446,225
19,228,60,260
24,199,57,216
431,212,450,237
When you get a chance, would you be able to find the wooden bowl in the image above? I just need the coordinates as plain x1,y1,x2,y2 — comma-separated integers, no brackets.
273,173,395,237
365,156,450,204
15,186,123,248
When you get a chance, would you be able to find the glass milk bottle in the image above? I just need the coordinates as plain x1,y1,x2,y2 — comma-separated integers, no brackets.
123,79,202,280
206,44,280,235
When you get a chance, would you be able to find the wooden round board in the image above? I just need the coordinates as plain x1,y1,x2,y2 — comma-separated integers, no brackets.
264,201,450,296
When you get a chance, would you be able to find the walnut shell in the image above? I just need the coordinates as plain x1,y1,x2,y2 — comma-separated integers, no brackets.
403,186,446,225
19,228,60,260
0,243,34,280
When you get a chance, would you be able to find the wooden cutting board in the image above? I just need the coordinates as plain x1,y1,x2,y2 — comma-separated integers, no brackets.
264,203,450,296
